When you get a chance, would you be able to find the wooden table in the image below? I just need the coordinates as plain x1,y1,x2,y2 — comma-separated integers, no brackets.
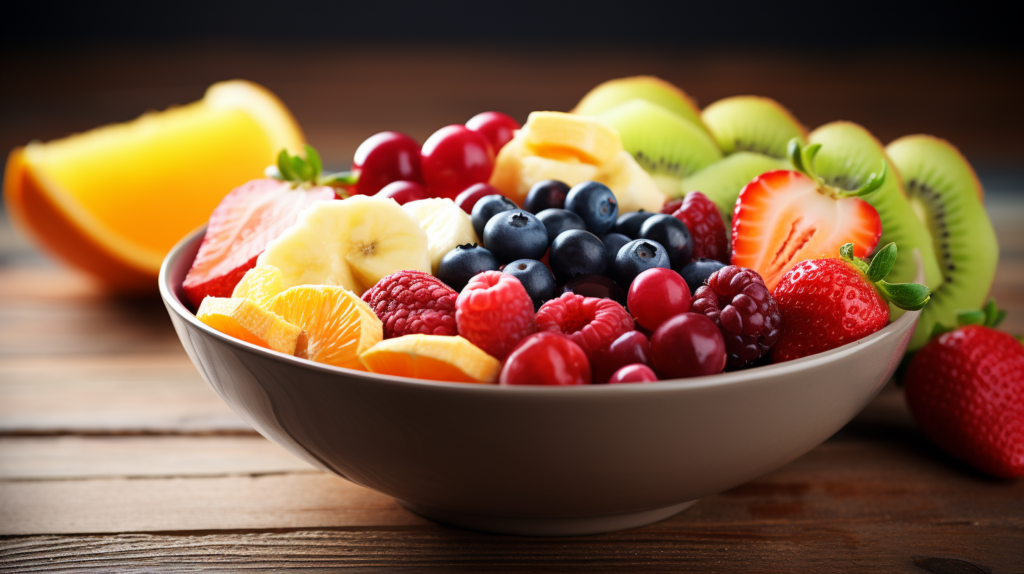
1,45,1023,572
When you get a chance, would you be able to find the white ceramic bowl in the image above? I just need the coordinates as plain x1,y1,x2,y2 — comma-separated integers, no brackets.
160,226,918,536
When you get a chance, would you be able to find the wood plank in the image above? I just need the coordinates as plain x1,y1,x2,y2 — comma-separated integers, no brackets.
0,436,313,480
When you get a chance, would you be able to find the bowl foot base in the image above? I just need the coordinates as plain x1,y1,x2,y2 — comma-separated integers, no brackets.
396,499,699,536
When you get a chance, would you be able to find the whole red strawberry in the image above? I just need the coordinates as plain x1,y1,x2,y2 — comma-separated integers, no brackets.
771,242,929,363
361,270,458,338
671,191,729,263
904,303,1024,478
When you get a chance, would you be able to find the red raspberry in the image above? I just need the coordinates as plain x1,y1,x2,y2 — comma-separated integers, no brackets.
456,271,535,360
362,270,458,339
660,198,684,214
535,292,635,361
672,191,728,263
690,265,781,370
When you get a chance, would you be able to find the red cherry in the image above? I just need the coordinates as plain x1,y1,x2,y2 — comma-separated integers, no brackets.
500,332,591,386
376,180,428,205
608,364,658,384
627,268,692,330
352,131,423,196
592,330,650,384
455,182,501,214
421,125,495,199
650,312,726,379
465,111,520,154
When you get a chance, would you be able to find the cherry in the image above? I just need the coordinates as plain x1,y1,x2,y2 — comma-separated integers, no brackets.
500,332,591,386
455,182,501,214
650,312,726,379
465,111,520,154
421,125,495,199
608,364,658,384
627,268,691,331
376,180,428,205
592,330,651,384
352,131,423,196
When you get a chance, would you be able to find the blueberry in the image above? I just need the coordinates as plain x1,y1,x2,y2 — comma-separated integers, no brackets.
471,194,518,238
611,210,656,239
482,210,549,264
524,180,570,213
564,181,618,236
438,243,499,292
614,239,671,287
537,209,586,246
549,229,608,282
503,259,556,310
638,214,693,269
679,258,727,295
562,274,627,306
600,233,631,267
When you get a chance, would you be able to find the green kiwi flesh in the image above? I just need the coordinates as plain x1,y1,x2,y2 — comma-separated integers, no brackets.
597,99,722,197
681,151,787,220
886,135,999,350
807,122,944,306
573,76,711,138
701,96,808,159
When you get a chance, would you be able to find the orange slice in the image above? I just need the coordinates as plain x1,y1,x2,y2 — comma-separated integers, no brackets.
267,285,382,370
359,335,500,384
232,264,286,307
3,80,305,292
197,297,306,356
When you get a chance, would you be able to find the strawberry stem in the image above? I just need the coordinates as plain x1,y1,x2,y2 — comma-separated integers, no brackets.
787,138,887,199
268,145,355,198
931,299,1008,338
839,242,930,311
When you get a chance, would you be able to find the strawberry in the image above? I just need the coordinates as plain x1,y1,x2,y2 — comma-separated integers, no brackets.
182,146,345,308
671,191,729,263
731,139,884,291
904,302,1024,479
771,242,930,363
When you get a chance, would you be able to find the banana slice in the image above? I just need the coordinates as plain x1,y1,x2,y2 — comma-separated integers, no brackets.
257,196,430,295
402,198,479,274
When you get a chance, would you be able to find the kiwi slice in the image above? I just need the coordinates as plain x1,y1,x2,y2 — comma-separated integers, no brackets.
572,76,712,138
886,135,999,350
701,96,808,159
597,99,722,197
681,152,787,220
807,122,944,305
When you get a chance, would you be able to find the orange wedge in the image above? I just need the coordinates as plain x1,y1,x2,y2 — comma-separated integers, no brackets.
232,264,286,307
359,335,500,384
197,297,306,356
267,285,382,370
3,80,305,292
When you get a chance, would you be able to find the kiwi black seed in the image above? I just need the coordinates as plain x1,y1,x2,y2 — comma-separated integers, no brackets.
701,96,808,159
886,135,999,350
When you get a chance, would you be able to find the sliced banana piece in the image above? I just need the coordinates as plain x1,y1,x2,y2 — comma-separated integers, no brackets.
403,198,479,274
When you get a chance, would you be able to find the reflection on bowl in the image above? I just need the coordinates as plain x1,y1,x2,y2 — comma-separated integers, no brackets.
160,226,917,536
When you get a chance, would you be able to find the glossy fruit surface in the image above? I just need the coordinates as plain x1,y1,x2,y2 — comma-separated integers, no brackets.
471,194,518,238
421,125,495,199
592,330,651,384
608,364,658,384
352,131,424,196
562,274,627,306
549,229,607,282
500,332,591,386
672,191,728,263
690,265,782,370
638,214,693,270
613,239,670,286
601,233,631,266
376,180,428,205
537,209,586,245
612,210,656,238
455,182,501,214
465,111,520,154
360,334,500,384
437,244,499,293
524,179,571,213
456,271,535,360
503,259,556,310
361,270,458,339
627,268,691,331
660,198,684,214
679,258,727,296
535,292,634,361
565,181,619,235
650,312,726,379
197,296,303,356
482,210,549,264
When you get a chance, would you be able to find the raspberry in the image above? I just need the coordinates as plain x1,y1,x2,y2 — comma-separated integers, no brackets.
690,265,781,370
672,191,729,263
535,292,635,361
456,271,535,360
362,270,458,339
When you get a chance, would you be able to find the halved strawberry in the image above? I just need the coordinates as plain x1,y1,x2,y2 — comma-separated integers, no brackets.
731,140,883,291
182,146,344,308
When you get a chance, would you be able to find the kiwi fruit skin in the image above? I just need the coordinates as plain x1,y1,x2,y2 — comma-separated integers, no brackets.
807,122,944,305
680,152,787,220
572,76,711,138
597,99,722,197
701,96,808,159
886,135,999,350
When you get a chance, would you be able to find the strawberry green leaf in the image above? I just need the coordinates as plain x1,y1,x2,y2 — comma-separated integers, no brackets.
866,242,897,282
876,281,930,311
840,161,887,198
304,145,323,180
276,149,297,181
956,309,987,326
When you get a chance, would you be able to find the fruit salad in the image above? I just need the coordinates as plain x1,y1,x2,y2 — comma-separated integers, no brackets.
185,75,1012,391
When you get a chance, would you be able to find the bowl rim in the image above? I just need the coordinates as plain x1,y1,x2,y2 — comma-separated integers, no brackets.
160,225,918,395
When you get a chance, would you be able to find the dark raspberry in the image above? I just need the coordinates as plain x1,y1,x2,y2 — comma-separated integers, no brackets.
456,271,536,360
672,191,729,263
535,292,634,361
362,270,458,339
690,265,781,370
